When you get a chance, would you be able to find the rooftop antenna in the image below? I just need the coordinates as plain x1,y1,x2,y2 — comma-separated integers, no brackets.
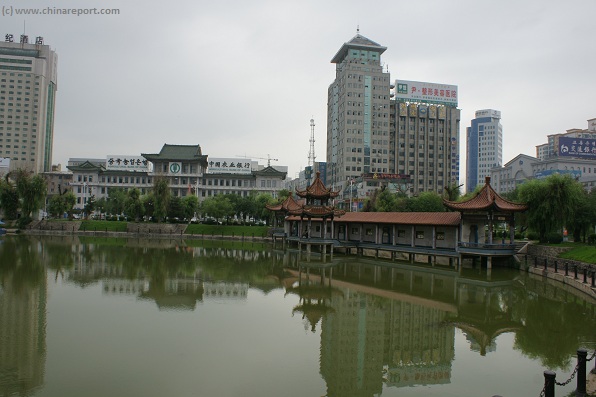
356,25,359,34
308,118,316,170
307,118,316,185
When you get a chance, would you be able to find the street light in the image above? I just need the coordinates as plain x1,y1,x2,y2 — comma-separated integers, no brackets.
349,178,353,212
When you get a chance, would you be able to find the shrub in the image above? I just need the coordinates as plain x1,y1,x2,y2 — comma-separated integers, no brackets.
588,234,596,245
514,232,525,240
526,231,539,241
16,216,32,229
545,232,563,244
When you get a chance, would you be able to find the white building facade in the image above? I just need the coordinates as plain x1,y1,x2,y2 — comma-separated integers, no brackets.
0,34,58,173
326,32,391,195
466,109,502,193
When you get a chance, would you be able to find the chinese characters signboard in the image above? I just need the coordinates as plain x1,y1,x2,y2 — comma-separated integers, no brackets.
207,158,252,175
363,172,411,181
106,155,150,171
395,80,458,107
558,137,596,159
535,169,581,179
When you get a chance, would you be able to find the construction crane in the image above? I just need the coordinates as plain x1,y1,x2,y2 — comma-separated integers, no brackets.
235,154,278,167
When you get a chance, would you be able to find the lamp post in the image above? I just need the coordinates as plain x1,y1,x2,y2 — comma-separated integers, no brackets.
349,178,353,212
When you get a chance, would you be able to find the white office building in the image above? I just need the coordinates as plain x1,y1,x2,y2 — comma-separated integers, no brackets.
0,34,58,173
466,109,502,193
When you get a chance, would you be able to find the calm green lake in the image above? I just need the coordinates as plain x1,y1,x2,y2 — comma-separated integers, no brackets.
0,235,594,397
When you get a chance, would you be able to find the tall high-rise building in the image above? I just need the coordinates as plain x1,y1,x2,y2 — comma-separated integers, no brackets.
466,109,502,192
0,34,58,173
326,32,391,192
326,32,461,203
391,81,461,196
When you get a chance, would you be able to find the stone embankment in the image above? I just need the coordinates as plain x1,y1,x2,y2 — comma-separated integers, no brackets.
521,244,596,300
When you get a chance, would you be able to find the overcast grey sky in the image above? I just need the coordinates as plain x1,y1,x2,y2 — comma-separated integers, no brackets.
3,0,595,181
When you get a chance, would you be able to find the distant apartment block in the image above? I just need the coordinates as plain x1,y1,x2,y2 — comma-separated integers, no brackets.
491,117,596,193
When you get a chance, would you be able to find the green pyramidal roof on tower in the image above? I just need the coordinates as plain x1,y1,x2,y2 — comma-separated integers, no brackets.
331,33,387,63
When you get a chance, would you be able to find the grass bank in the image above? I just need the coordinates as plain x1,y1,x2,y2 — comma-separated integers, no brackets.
74,220,270,237
185,224,269,237
558,244,596,264
79,220,128,232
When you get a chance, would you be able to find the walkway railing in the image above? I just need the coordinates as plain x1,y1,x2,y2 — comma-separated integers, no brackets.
538,349,595,397
526,255,596,289
459,242,517,250
491,349,596,397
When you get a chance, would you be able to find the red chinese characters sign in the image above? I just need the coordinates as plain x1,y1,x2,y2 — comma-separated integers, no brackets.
395,80,458,106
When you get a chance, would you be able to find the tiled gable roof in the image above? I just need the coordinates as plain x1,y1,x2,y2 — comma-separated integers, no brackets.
66,161,105,172
266,195,302,212
142,144,207,162
295,171,340,199
253,166,287,179
444,177,528,212
330,211,461,226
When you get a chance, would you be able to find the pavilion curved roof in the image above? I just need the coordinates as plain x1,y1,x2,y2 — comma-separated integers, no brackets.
265,195,303,213
296,205,346,218
443,177,528,213
295,171,341,199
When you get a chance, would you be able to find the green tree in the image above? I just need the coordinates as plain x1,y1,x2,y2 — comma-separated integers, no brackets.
152,177,170,222
276,189,291,203
201,195,234,222
142,193,155,220
13,169,47,226
167,196,184,220
517,174,584,242
125,188,144,222
222,193,242,221
107,188,127,215
237,194,258,222
443,183,463,201
375,188,400,212
95,197,107,217
63,191,77,219
48,194,68,218
568,189,596,242
0,176,19,220
254,193,274,224
406,191,445,212
181,194,199,220
84,195,96,219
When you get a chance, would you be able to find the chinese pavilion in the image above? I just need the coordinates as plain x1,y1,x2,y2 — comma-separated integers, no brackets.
266,171,345,251
443,176,527,253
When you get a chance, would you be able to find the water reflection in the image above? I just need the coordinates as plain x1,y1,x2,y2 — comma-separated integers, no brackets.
0,236,594,397
0,237,46,396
